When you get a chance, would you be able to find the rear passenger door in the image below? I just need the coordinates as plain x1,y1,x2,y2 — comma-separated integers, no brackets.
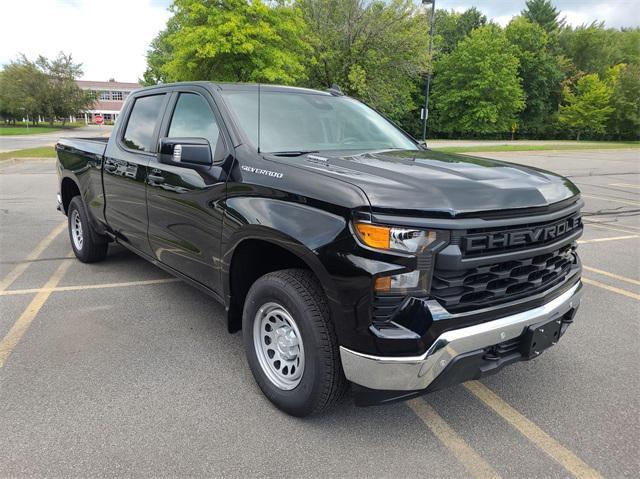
146,87,233,294
103,92,168,256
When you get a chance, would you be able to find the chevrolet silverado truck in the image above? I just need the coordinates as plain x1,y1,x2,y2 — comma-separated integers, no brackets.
56,82,583,416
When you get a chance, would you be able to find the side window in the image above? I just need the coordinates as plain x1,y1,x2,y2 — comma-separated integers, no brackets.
122,94,165,152
168,93,220,151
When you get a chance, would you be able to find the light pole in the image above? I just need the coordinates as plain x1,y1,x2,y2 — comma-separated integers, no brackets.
421,0,436,145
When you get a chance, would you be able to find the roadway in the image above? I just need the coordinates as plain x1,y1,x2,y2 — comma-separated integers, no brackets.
0,125,112,153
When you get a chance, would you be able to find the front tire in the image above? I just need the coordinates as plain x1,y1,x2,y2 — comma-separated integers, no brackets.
68,196,108,263
242,269,347,417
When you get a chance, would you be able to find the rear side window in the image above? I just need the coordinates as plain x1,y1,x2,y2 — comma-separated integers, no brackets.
168,93,220,151
122,94,165,152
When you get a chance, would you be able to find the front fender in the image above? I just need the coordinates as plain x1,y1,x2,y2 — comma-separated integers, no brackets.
221,196,349,322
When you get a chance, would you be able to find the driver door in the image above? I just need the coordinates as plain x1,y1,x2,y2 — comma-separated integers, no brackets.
146,88,232,294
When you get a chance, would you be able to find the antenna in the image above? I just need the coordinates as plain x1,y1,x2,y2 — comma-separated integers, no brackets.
257,83,261,154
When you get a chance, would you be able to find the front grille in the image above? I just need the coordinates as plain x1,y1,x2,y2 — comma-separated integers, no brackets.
431,243,578,312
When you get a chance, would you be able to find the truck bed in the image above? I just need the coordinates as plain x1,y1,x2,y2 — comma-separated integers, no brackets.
56,137,108,158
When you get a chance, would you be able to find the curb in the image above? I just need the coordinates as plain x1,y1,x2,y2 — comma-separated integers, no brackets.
0,157,56,169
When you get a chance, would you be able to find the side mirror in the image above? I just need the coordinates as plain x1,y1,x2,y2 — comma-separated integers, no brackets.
158,137,212,166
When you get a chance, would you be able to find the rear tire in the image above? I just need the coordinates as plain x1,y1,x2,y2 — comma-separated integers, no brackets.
242,269,347,417
68,196,108,263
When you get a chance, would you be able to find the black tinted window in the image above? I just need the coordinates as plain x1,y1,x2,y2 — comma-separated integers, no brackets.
168,93,219,150
122,94,165,152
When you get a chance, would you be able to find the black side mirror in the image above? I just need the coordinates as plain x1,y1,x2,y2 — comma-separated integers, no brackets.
158,137,212,166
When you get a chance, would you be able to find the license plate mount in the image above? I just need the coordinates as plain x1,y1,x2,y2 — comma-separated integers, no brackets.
520,316,563,359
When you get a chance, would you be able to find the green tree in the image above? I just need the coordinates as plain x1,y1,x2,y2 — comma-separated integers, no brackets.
0,57,47,123
616,28,640,66
559,73,613,140
431,25,524,135
143,0,310,85
434,7,487,55
0,53,92,125
521,0,564,34
506,16,564,136
559,23,623,76
607,63,640,139
35,53,93,125
298,0,429,128
142,26,175,85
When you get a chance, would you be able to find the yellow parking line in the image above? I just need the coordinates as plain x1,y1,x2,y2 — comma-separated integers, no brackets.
407,399,501,479
0,256,73,368
464,381,604,479
583,266,640,286
0,278,180,297
582,277,640,300
582,194,640,207
0,221,66,291
578,235,638,244
583,221,640,235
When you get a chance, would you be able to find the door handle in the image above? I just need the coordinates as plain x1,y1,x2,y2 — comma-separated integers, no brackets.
147,174,165,183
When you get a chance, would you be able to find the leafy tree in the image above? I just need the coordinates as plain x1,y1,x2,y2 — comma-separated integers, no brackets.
0,57,47,123
0,53,92,125
431,25,524,135
434,7,487,56
559,73,613,140
506,17,564,136
298,0,429,128
143,0,310,85
142,26,175,85
522,0,564,34
607,63,640,139
35,53,93,125
616,28,640,66
559,23,623,76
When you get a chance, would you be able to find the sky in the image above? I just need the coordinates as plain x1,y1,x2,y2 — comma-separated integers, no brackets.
1,0,638,82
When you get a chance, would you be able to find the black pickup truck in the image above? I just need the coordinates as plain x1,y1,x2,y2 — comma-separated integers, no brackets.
56,82,583,416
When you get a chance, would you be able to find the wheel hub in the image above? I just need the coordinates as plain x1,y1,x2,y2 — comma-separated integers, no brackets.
71,209,83,251
275,326,299,360
253,302,305,390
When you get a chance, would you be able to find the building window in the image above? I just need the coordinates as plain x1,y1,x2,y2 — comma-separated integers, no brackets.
99,91,110,101
111,91,123,101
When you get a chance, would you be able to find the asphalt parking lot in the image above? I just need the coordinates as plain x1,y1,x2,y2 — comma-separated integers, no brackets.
0,149,638,478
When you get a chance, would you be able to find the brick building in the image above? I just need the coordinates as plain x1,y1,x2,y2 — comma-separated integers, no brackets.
75,80,141,123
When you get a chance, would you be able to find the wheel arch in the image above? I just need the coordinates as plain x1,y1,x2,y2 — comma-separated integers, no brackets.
223,227,344,334
60,176,81,214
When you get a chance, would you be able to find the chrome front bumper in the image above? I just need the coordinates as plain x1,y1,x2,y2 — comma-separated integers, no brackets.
340,281,582,391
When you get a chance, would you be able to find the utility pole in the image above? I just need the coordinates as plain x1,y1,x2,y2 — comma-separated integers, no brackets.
421,0,436,145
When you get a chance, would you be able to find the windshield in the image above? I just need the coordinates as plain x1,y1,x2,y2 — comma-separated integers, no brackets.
220,90,418,153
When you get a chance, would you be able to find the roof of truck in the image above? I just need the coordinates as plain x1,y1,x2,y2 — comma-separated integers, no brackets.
139,81,333,96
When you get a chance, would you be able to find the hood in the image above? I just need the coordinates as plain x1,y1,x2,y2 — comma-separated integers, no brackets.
271,149,580,216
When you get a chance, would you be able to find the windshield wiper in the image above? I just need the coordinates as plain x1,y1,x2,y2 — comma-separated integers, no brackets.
268,150,319,157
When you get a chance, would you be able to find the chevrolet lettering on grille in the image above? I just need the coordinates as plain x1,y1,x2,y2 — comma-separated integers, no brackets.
463,216,582,253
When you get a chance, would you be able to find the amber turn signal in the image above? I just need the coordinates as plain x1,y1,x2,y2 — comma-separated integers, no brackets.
354,223,390,249
374,276,392,292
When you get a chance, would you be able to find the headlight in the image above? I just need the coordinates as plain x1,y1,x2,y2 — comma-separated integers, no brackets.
354,222,438,253
353,221,449,295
